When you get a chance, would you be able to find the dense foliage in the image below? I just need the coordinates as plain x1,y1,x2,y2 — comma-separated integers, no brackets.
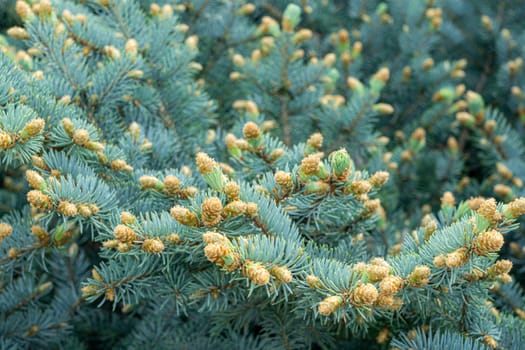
1,0,525,349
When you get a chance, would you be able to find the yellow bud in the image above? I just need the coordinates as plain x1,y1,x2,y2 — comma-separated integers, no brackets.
142,238,164,253
318,295,343,316
352,283,379,306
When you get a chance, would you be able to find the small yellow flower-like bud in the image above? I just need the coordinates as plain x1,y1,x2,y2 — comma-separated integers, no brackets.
232,54,245,67
376,328,390,344
245,202,258,216
27,190,52,210
441,191,455,207
379,275,404,295
507,197,525,217
275,171,293,190
269,148,284,162
363,199,381,216
165,233,180,244
26,170,45,189
0,131,14,149
128,70,143,79
223,200,247,217
477,198,500,223
73,129,90,146
366,264,390,282
483,335,498,349
369,171,389,187
494,184,512,198
300,154,321,176
140,175,162,191
125,39,139,55
103,45,121,59
244,262,270,285
105,288,115,301
496,162,513,180
113,224,137,243
293,29,313,43
164,175,181,196
445,247,469,268
61,118,75,136
223,181,240,201
92,268,103,282
467,196,485,211
220,162,235,176
352,283,379,306
16,1,33,20
488,259,513,275
408,265,431,287
484,119,497,133
7,26,30,40
77,204,93,217
225,133,237,149
271,266,293,283
514,308,525,320
411,127,426,142
307,133,323,150
204,242,231,264
322,53,336,67
306,275,322,288
447,137,459,152
101,239,119,249
373,67,390,84
196,152,217,175
21,118,45,139
473,229,504,255
185,35,199,49
373,103,394,115
347,77,363,90
142,238,164,253
31,225,48,244
0,222,13,243
109,159,127,172
202,231,230,245
498,273,512,283
201,197,223,226
375,293,394,307
238,3,255,15
242,122,260,139
422,57,434,71
433,254,447,268
85,141,105,152
350,180,372,195
318,295,343,316
120,211,135,225
57,201,78,217
230,72,242,81
170,206,198,226
456,111,475,125
244,101,259,116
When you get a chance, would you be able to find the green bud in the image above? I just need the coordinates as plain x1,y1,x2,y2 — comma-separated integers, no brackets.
434,86,455,103
329,148,353,179
317,163,329,180
203,167,226,191
323,68,340,91
222,253,236,266
376,2,388,15
466,91,484,116
282,4,301,31
227,145,242,159
306,181,330,194
370,78,386,95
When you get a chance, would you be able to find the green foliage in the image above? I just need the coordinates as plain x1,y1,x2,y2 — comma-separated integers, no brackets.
0,0,525,349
